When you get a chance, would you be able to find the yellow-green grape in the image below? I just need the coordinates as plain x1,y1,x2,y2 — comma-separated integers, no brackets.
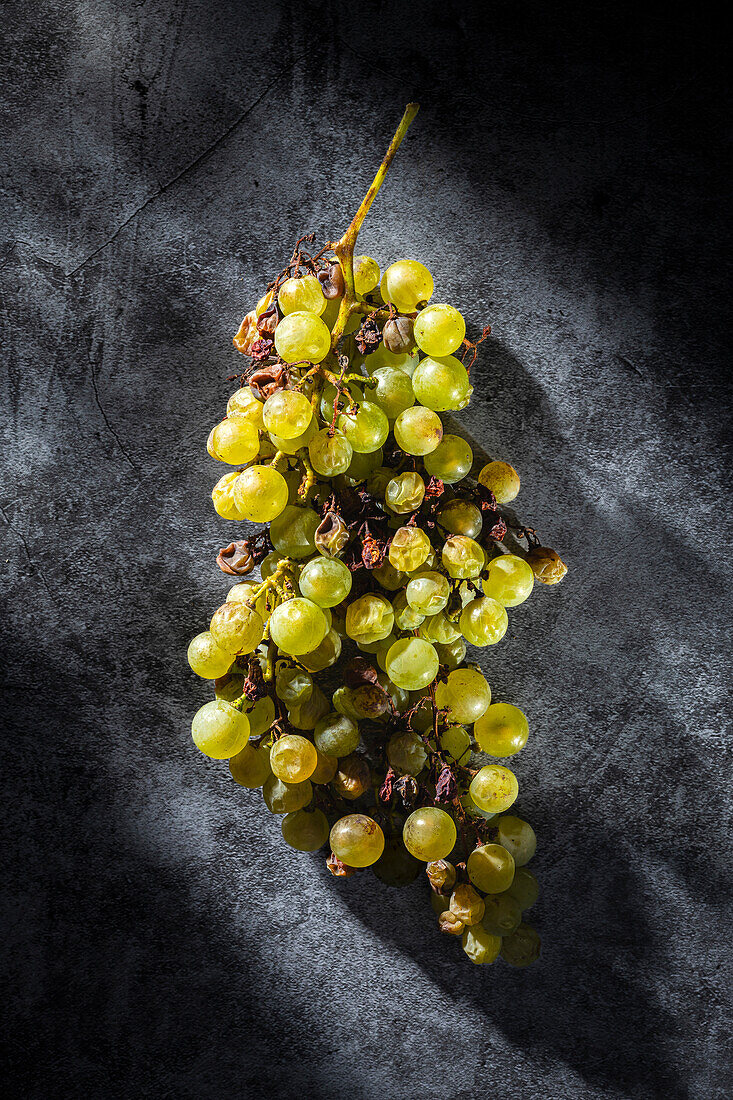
506,867,539,911
310,748,338,785
353,255,381,295
262,774,313,814
482,554,535,607
431,891,451,915
345,593,394,645
232,465,289,523
469,765,519,814
275,665,313,705
460,597,509,646
462,925,502,966
418,612,462,645
299,629,342,672
337,401,389,453
441,535,484,579
299,557,352,607
346,447,383,483
385,637,439,690
393,406,443,456
424,435,473,484
392,590,425,631
366,342,419,376
210,603,264,655
288,685,329,730
281,807,329,851
269,597,327,655
245,695,276,738
274,310,331,363
270,505,320,558
438,501,482,540
380,259,434,313
474,702,529,757
330,814,385,868
387,730,428,775
268,418,317,456
225,581,266,617
214,672,244,703
385,471,425,514
436,637,467,669
403,806,457,861
414,304,466,357
460,791,496,821
377,671,409,715
500,923,541,967
255,289,274,316
372,836,421,886
270,734,318,783
187,631,233,679
440,724,472,763
374,633,396,671
320,380,362,424
370,366,415,420
411,354,472,411
406,571,450,615
372,560,408,591
314,712,360,756
212,470,246,520
435,667,491,724
481,893,522,937
262,390,312,440
388,526,432,572
278,274,326,317
478,460,520,503
207,416,260,465
467,842,516,894
308,428,352,476
229,740,272,788
227,386,265,429
409,695,434,732
495,815,537,866
450,884,486,926
191,699,250,760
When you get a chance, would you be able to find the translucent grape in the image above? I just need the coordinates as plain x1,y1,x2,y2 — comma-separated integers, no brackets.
410,696,434,732
460,792,496,821
372,837,421,886
274,311,331,363
227,386,265,429
380,259,434,313
212,470,246,520
469,765,519,814
225,581,266,617
372,561,408,591
414,304,466,357
308,428,353,476
370,366,415,420
450,884,485,926
298,557,352,607
233,465,289,523
440,724,472,763
281,807,330,851
393,406,443,456
435,668,491,724
214,673,244,703
268,417,317,455
412,354,472,411
435,637,467,669
424,435,473,484
278,274,326,317
437,499,483,538
207,416,260,465
387,730,428,775
269,597,328,655
385,471,425,514
460,597,509,646
262,390,313,440
270,734,318,783
314,712,360,757
299,629,342,672
229,741,272,788
210,602,264,654
288,685,329,730
388,526,431,572
481,893,522,937
392,590,425,631
269,505,320,558
353,255,381,295
462,925,502,966
467,842,516,894
345,593,394,645
441,535,484,579
191,700,250,759
366,342,419,376
406,571,450,615
505,868,540,911
255,289,274,316
377,671,409,715
385,637,439,691
478,460,520,503
403,806,457,861
320,380,361,423
418,612,461,645
187,631,233,679
500,923,541,967
346,446,383,483
262,774,313,814
275,665,313,706
495,815,537,866
244,696,276,738
330,814,385,868
338,401,389,453
482,554,535,607
309,748,338,785
474,702,529,757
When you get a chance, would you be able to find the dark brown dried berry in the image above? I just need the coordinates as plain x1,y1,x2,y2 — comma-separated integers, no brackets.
326,853,356,877
361,531,385,570
256,303,279,336
424,475,445,500
382,314,414,353
344,658,380,689
333,754,371,800
435,764,458,804
395,774,419,808
249,337,275,361
355,316,382,354
248,363,290,401
318,262,345,300
378,767,397,805
216,541,255,576
351,684,389,719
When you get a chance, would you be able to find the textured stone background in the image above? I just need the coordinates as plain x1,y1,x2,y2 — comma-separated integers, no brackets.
2,2,731,1098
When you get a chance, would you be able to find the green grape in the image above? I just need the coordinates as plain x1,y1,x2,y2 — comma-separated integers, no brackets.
372,561,408,591
365,466,393,499
435,667,491,724
500,923,541,967
314,712,360,756
338,400,389,453
227,385,265,429
366,342,419,376
424,435,473,484
288,685,329,730
412,354,473,412
260,551,283,580
353,254,381,295
409,695,434,732
270,734,318,783
232,465,289,523
481,893,522,937
258,437,277,463
392,590,425,631
332,753,371,800
460,597,508,646
495,815,537,866
387,730,428,775
450,884,485,926
430,891,451,915
460,792,496,821
229,740,272,788
270,505,320,558
482,554,535,607
268,417,317,455
298,557,352,607
474,702,529,757
269,597,327,655
462,925,502,965
385,637,439,691
414,304,466,357
345,593,394,645
380,259,434,313
435,637,467,669
330,814,385,868
207,416,260,465
346,446,383,483
263,774,313,814
278,274,327,317
373,632,396,671
478,460,520,503
209,602,264,655
319,381,361,423
384,471,425,514
505,867,539,911
393,406,443,456
274,310,331,363
403,806,457,861
418,612,461,645
281,807,330,851
214,672,244,703
437,499,483,538
372,836,421,886
377,671,409,715
388,526,431,572
308,427,353,476
405,571,450,615
191,699,250,759
262,390,312,439
275,665,313,705
467,843,516,894
469,765,519,814
299,629,342,672
212,470,247,520
370,366,415,419
244,695,276,738
310,748,338,785
187,631,233,679
440,725,472,763
441,535,484,579
225,580,266,617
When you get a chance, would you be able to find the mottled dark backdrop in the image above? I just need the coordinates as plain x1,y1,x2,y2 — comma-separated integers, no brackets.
1,2,730,1098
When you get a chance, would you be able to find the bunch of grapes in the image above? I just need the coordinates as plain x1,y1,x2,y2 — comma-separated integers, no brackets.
186,105,567,968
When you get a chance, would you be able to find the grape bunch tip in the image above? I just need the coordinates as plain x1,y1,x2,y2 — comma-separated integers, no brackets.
186,102,566,969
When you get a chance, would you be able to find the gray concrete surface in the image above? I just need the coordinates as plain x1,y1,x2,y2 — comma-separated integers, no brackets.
1,2,730,1098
